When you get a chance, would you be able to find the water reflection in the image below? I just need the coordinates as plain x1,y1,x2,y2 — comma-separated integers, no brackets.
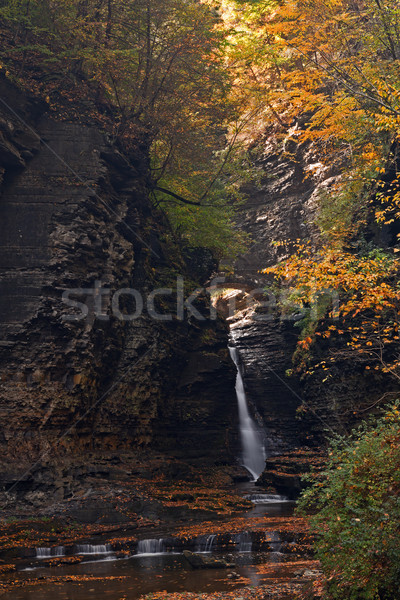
5,554,262,600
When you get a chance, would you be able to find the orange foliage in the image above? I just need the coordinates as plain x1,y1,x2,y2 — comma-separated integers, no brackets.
264,244,400,379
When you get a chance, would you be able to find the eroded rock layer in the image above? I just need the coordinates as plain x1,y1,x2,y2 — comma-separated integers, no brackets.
229,131,327,453
0,75,236,498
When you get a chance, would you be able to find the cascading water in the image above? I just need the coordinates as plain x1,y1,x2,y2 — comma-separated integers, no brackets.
229,346,266,481
245,493,290,504
36,546,65,559
136,539,167,556
234,531,252,553
195,534,216,553
75,544,113,555
267,531,283,562
267,531,282,553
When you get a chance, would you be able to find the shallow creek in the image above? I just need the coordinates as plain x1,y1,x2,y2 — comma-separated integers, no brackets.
1,485,310,600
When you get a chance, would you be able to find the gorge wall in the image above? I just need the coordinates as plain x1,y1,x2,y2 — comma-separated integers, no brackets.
0,74,237,498
1,73,389,506
229,126,397,464
227,130,325,454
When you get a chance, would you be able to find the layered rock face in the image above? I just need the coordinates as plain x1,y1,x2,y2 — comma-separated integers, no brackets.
230,126,395,468
229,131,334,453
0,74,236,494
234,132,322,280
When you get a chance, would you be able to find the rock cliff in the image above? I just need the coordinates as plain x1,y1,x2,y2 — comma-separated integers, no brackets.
0,74,236,499
228,130,329,453
229,125,397,475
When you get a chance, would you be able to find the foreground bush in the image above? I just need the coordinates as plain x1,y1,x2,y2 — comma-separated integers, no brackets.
299,405,400,599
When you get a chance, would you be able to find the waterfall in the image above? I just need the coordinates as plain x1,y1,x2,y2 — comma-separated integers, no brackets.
267,531,283,562
245,493,290,504
229,346,266,481
75,544,113,555
195,534,216,553
136,539,167,556
36,548,52,559
204,534,216,553
234,531,252,553
36,546,65,558
267,531,282,553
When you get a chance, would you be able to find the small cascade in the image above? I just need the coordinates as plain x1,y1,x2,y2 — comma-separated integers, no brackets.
75,544,113,555
234,531,252,553
204,534,216,553
195,534,216,553
36,546,65,559
136,538,167,556
245,493,290,504
36,548,51,559
229,346,266,481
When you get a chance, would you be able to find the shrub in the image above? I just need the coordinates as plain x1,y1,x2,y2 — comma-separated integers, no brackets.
299,404,400,599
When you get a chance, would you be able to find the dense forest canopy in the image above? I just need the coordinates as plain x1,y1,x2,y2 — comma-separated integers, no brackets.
2,0,400,258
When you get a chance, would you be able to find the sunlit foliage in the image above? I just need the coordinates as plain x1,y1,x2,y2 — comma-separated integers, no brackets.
264,244,400,380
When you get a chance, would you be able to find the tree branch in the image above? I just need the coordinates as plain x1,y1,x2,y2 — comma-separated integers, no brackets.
153,185,202,206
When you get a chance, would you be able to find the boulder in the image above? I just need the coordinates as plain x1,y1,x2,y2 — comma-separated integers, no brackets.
183,550,234,569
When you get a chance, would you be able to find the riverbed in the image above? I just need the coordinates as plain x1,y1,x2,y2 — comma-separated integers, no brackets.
0,486,318,600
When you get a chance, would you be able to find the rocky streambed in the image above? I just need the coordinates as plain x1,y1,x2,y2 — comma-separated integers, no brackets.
0,483,322,600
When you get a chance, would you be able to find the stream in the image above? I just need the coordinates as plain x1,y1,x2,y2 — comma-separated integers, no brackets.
0,349,313,600
1,486,307,600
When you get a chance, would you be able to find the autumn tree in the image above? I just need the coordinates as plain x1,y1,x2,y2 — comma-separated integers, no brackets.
264,244,400,384
210,0,400,379
0,0,251,257
219,0,400,238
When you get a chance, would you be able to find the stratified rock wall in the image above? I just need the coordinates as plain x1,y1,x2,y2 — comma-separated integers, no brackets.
231,131,334,451
235,131,325,279
0,74,236,485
